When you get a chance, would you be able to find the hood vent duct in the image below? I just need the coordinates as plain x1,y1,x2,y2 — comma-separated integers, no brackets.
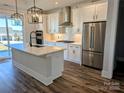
59,6,73,27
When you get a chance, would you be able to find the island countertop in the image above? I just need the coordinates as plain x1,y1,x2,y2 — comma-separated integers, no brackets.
12,45,64,57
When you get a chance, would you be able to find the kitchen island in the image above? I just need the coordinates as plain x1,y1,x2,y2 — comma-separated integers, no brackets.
12,45,64,86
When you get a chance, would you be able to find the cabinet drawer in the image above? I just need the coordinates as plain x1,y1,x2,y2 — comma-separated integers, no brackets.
75,46,80,49
69,45,73,48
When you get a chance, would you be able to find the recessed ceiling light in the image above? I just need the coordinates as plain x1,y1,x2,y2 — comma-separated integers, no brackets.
55,2,58,5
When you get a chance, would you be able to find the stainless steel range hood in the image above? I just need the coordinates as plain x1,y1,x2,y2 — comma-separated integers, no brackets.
59,6,73,27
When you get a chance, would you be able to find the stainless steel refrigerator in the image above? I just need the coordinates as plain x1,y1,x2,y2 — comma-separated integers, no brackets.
82,21,106,69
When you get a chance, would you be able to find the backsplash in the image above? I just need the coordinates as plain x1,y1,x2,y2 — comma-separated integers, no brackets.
52,34,64,40
47,33,82,43
44,28,82,43
73,34,82,43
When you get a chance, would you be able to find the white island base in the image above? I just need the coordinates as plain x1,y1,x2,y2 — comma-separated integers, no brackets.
12,47,64,86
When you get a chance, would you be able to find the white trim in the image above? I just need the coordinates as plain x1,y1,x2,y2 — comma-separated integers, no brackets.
102,0,119,79
102,70,112,79
13,61,53,86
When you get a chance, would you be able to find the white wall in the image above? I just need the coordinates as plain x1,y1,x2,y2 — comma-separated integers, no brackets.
102,0,119,79
23,12,36,45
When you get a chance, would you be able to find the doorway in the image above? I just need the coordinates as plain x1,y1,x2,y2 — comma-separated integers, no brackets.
113,0,124,82
0,16,24,59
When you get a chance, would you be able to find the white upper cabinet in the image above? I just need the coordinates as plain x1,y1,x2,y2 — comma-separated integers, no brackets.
47,12,59,34
48,14,52,33
54,13,59,33
72,7,82,33
95,2,108,21
82,2,108,22
82,5,96,22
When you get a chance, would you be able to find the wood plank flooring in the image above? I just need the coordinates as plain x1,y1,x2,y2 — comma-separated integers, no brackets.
0,59,124,93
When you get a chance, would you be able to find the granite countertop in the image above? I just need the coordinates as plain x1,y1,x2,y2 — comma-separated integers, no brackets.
12,45,64,57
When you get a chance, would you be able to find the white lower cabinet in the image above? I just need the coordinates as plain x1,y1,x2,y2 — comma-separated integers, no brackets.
68,44,81,65
47,42,81,64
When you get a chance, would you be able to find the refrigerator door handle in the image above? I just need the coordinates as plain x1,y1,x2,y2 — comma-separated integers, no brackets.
90,26,94,49
90,26,92,49
90,31,92,49
92,31,94,49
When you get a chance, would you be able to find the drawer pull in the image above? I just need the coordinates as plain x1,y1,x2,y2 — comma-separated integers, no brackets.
76,47,79,48
73,50,75,54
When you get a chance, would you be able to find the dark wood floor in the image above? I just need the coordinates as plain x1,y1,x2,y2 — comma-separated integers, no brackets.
0,59,124,93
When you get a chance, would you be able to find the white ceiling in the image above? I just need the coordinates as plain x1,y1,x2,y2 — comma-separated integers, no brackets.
0,0,88,11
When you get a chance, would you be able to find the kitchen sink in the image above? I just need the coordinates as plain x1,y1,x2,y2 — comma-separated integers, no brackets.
31,45,45,48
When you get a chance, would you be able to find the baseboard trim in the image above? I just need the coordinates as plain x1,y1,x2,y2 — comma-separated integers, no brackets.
101,70,112,79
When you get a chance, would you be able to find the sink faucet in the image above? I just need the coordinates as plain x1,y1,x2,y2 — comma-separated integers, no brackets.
30,31,35,47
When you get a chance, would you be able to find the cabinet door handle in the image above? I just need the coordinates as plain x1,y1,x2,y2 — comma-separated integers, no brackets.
77,28,80,32
93,15,95,20
96,15,98,20
73,50,75,54
76,47,79,48
91,59,94,65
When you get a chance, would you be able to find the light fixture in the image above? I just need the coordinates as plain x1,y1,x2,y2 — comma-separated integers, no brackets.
55,2,58,5
27,0,44,24
11,0,23,20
